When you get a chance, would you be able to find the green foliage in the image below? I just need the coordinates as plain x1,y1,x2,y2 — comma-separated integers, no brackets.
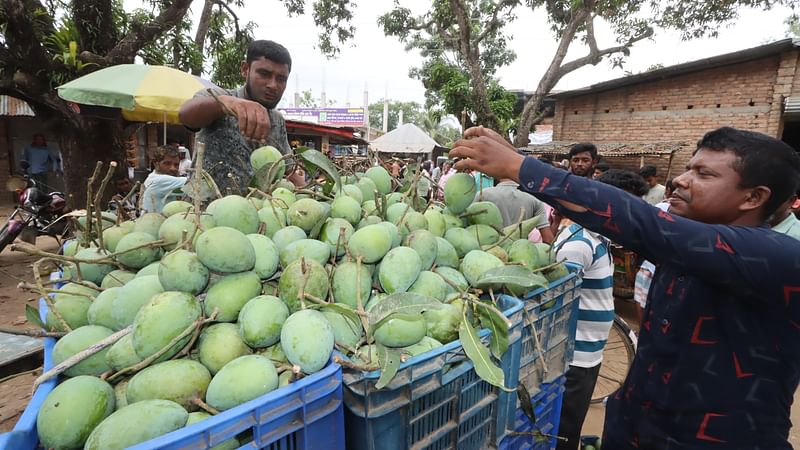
411,58,516,133
368,100,424,131
786,14,800,38
295,90,337,107
381,0,794,143
379,0,519,133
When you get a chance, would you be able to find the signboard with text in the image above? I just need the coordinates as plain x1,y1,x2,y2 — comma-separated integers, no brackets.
279,108,366,127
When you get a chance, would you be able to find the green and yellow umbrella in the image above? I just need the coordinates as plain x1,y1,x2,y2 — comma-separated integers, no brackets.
57,64,219,125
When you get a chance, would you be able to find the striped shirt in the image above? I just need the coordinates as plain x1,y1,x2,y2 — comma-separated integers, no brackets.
554,223,614,368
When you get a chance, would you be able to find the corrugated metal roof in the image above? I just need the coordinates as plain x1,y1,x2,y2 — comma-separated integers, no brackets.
785,96,800,115
522,141,689,158
0,95,35,116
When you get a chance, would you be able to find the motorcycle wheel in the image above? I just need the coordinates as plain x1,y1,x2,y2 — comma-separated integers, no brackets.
0,222,23,254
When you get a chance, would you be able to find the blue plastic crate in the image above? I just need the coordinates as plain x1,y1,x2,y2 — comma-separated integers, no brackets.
0,298,346,450
342,295,524,450
512,263,582,396
499,375,566,450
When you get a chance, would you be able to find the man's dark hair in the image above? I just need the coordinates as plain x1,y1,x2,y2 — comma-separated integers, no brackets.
113,174,130,183
696,127,800,218
639,165,657,178
597,169,649,197
596,161,610,172
247,40,292,72
568,143,598,160
150,145,180,163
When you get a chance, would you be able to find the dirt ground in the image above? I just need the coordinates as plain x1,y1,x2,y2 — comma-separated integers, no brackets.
0,203,62,432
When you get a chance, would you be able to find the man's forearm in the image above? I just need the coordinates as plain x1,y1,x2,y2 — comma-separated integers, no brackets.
179,96,225,129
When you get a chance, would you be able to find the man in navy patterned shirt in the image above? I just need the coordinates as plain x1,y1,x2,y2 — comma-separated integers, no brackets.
450,126,800,449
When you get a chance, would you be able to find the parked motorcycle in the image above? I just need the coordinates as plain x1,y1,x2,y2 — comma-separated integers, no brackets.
0,176,71,254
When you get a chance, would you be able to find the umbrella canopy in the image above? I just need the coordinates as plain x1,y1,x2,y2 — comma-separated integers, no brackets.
57,64,218,124
370,123,444,154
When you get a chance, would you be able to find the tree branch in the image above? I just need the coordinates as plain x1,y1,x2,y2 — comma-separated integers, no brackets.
72,0,118,55
475,0,517,44
2,0,58,82
102,0,195,65
212,0,241,37
193,0,215,74
559,19,653,75
513,2,653,146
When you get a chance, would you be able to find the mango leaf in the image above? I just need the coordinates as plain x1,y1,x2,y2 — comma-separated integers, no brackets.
313,303,362,330
322,179,337,196
25,304,46,330
296,147,341,191
478,305,510,359
459,311,505,389
476,266,548,291
368,292,443,330
182,175,215,202
516,384,536,425
375,344,401,389
252,158,287,191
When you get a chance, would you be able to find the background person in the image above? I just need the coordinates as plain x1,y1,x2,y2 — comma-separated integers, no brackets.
22,134,59,189
768,187,800,240
568,143,598,178
142,146,187,214
476,174,553,243
640,164,666,204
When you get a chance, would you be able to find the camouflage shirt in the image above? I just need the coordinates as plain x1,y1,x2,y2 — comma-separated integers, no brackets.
195,86,291,195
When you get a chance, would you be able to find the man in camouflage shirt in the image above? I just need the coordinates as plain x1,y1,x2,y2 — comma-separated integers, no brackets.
180,40,295,194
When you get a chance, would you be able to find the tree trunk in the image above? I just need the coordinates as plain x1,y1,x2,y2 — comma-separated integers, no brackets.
513,91,545,147
449,0,500,132
192,0,215,76
59,118,127,209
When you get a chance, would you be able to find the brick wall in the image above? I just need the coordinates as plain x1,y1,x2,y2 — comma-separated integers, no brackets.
552,54,794,180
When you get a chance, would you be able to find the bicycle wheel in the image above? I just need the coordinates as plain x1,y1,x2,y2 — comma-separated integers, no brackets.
591,316,637,404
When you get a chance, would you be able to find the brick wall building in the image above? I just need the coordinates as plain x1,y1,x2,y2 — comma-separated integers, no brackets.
534,38,800,181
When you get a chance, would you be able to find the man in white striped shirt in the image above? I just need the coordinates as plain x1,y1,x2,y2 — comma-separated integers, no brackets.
554,169,648,450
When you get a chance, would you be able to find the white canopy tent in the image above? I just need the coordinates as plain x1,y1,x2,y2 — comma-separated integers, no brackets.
370,123,446,154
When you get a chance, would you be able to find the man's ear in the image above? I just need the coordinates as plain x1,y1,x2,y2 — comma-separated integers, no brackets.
740,185,771,213
240,61,249,79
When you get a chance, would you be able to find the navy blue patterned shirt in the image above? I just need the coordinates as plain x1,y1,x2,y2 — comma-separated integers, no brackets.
518,156,800,449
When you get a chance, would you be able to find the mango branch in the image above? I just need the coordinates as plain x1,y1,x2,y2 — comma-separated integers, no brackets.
33,259,70,332
470,298,512,328
333,355,378,372
0,326,66,338
191,396,220,415
485,208,526,251
32,325,133,392
530,259,566,274
354,256,371,336
294,189,333,202
192,142,206,231
11,238,167,266
108,312,217,382
15,283,61,296
298,257,310,310
83,162,103,248
93,161,118,252
172,309,218,361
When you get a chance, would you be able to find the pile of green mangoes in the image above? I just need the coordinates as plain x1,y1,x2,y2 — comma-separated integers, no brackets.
34,148,567,449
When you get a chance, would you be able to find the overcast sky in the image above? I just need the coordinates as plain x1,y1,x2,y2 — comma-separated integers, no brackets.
124,1,796,107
